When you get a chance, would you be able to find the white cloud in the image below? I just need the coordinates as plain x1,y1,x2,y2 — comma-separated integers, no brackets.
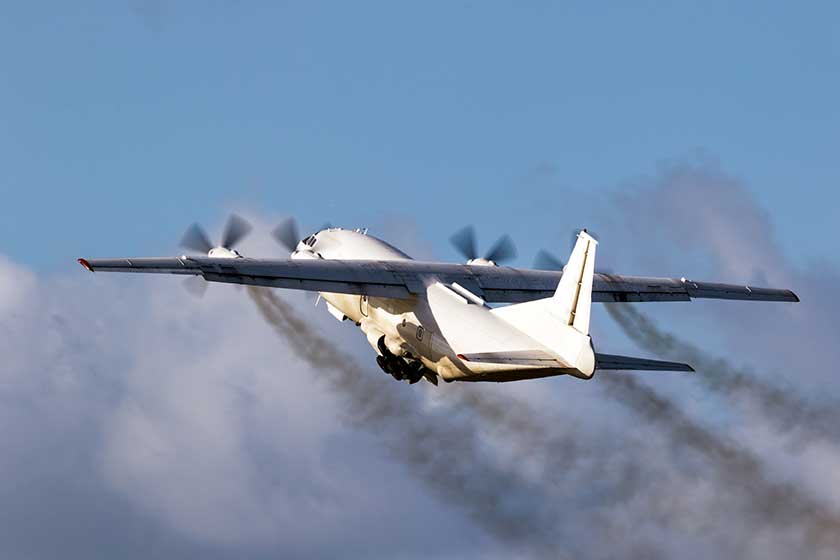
4,205,839,559
0,242,493,558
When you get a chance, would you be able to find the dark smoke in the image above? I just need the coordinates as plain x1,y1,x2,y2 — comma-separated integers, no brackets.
246,287,840,558
451,352,840,554
245,287,573,558
599,374,840,553
605,303,840,443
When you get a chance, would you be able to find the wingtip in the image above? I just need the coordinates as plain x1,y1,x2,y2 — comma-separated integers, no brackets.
790,291,801,303
77,258,94,272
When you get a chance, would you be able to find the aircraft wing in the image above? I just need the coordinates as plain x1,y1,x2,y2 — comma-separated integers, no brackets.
77,257,799,303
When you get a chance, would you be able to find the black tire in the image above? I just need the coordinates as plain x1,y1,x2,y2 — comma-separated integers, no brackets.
377,335,390,357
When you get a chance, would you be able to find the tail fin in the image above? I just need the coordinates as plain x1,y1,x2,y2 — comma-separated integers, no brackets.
552,230,598,335
491,230,598,378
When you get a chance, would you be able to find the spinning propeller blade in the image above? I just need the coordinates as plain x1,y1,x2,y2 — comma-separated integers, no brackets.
449,225,517,264
449,225,478,261
221,214,252,250
178,213,253,298
485,234,517,264
272,217,300,252
180,214,253,254
536,229,603,272
533,249,564,271
180,224,214,254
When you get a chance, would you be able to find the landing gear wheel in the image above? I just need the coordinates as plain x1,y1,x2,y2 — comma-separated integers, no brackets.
406,362,424,384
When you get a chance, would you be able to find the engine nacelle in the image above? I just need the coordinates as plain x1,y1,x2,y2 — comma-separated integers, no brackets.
466,258,498,266
290,250,322,261
207,247,241,258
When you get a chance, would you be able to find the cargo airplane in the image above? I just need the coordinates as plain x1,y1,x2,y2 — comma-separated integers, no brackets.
78,215,798,385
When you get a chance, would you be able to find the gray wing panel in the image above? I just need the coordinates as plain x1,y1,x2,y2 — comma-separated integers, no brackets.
78,257,200,275
79,257,798,303
82,257,414,298
590,274,798,303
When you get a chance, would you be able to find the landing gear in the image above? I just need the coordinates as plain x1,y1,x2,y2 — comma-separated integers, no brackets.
376,335,429,385
375,352,404,380
405,361,424,384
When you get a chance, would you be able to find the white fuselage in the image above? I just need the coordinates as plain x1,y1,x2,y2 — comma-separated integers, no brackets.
290,228,578,383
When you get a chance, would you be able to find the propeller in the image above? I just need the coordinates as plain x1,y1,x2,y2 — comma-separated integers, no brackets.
272,219,335,253
180,213,253,254
449,225,517,265
533,249,565,271
179,213,252,298
221,214,252,250
533,229,603,272
272,217,300,252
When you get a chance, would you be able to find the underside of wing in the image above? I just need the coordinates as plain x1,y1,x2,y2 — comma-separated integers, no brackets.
78,257,415,298
78,257,799,304
590,274,799,303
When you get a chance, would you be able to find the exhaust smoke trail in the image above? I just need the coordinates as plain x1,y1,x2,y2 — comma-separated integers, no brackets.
247,287,840,557
452,366,840,554
605,303,840,443
249,288,840,555
245,287,572,558
600,374,840,553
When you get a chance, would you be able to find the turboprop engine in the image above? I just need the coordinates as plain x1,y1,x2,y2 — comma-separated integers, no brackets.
177,214,253,297
449,225,517,266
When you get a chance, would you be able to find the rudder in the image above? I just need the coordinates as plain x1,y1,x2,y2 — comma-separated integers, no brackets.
552,230,598,335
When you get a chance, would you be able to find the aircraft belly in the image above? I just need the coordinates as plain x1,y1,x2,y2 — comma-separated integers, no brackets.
325,290,573,383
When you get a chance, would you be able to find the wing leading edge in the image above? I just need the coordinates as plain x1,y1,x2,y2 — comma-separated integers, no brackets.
77,257,799,304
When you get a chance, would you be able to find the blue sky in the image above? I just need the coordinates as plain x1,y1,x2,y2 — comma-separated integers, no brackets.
1,1,837,270
2,4,840,558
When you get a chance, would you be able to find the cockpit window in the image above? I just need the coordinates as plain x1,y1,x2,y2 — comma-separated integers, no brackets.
301,235,318,247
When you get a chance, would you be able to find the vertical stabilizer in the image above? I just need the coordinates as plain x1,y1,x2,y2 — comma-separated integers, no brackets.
552,230,598,335
490,229,599,378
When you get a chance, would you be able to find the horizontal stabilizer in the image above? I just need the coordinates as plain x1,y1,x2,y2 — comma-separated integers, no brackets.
595,353,694,373
457,349,562,366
